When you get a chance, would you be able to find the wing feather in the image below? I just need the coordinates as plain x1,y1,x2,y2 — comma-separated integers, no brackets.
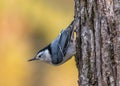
51,20,75,64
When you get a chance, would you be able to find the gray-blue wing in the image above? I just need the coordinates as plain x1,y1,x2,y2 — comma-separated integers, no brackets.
51,21,74,64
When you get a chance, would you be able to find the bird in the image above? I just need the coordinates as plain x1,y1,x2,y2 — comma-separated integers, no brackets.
28,18,78,65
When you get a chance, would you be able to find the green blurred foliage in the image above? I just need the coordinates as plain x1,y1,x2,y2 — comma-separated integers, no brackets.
0,0,78,86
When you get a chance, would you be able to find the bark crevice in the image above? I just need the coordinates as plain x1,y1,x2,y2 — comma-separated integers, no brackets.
74,0,120,86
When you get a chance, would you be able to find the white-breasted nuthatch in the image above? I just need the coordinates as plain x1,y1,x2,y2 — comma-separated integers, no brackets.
28,18,77,65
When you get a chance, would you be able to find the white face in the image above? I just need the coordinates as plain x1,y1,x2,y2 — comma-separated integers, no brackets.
36,51,44,61
36,50,52,63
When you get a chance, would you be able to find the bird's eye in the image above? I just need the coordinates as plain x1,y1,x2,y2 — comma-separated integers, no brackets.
39,55,41,57
38,53,43,58
37,51,44,58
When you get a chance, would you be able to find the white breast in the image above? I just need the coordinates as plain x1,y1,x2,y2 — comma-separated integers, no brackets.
44,50,52,64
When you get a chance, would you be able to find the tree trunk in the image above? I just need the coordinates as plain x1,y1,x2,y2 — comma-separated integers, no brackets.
74,0,120,86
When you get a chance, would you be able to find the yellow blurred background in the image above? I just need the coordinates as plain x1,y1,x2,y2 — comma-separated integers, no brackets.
0,0,78,86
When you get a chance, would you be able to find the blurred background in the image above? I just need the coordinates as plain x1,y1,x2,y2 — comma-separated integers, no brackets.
0,0,78,86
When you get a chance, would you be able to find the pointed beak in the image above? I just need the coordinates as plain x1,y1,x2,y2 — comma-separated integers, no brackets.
28,58,37,62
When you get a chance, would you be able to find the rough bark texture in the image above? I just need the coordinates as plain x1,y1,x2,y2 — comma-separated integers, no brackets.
74,0,120,86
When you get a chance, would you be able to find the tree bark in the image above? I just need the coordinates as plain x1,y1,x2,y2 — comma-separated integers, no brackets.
74,0,120,86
